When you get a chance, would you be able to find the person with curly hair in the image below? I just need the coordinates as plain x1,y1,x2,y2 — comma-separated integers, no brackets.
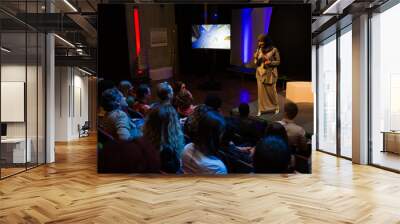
175,89,195,118
143,104,185,173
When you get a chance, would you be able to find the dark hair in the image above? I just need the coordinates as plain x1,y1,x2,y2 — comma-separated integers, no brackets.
157,82,173,103
126,96,135,108
102,88,122,112
119,80,133,97
175,89,193,110
253,136,291,173
184,104,212,139
194,110,226,156
238,103,250,117
173,81,185,94
204,94,222,111
143,104,184,154
98,79,115,102
264,122,288,143
284,102,299,120
137,84,150,100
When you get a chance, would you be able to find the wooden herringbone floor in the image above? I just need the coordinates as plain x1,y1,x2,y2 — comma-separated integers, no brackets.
1,135,400,224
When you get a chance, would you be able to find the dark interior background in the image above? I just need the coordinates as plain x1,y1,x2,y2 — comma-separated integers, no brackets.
98,4,311,82
98,4,131,83
175,4,311,81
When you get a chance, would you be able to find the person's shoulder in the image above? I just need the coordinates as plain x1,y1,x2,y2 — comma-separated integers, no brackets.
203,157,227,174
109,109,128,119
182,143,195,154
290,122,306,135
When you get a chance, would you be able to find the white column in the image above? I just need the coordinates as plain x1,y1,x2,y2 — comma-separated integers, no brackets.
46,33,55,163
46,0,55,163
352,14,369,164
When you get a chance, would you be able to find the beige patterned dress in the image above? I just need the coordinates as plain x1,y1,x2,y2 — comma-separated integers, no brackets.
254,47,280,113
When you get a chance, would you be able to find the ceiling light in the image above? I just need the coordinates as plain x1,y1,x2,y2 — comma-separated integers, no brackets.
63,0,78,12
1,47,11,53
323,0,346,15
78,67,93,76
54,34,75,48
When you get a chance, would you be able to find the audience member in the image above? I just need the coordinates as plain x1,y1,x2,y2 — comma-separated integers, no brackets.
204,94,222,112
253,136,292,173
175,89,195,117
132,84,152,116
228,103,267,146
182,110,228,174
143,104,184,173
264,122,289,144
183,104,212,141
118,80,133,98
239,102,250,117
278,102,308,154
172,81,192,106
172,81,187,95
98,79,116,118
101,88,141,141
156,82,174,105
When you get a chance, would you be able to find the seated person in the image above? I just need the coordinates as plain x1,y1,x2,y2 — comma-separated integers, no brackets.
143,104,184,173
118,80,133,98
172,81,192,106
228,103,267,146
264,122,289,143
182,110,228,174
98,80,116,120
98,134,161,173
117,81,133,113
175,89,195,118
204,94,222,114
101,88,142,141
132,84,152,116
183,104,212,142
155,82,174,106
253,136,292,173
277,102,308,155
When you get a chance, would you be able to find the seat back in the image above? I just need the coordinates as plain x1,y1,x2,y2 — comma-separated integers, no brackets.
97,128,161,173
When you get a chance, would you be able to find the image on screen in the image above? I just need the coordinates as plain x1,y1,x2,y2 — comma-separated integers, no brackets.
192,24,231,49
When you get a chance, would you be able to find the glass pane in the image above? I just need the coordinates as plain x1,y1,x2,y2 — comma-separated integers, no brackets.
371,4,400,171
38,33,46,165
1,31,28,177
317,36,337,154
27,31,38,169
339,29,352,158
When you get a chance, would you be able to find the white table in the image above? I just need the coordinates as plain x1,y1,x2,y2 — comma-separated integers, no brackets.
1,138,31,163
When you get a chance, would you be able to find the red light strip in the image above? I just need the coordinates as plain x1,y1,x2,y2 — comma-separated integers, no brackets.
134,8,141,57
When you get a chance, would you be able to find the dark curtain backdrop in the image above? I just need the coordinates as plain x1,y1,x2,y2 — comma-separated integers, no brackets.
98,4,132,82
175,4,311,81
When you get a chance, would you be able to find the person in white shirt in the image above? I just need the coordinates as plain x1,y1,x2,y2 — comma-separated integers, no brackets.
182,110,227,174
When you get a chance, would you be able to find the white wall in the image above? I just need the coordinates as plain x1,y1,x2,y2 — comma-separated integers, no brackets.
1,65,39,137
55,67,89,141
1,63,46,164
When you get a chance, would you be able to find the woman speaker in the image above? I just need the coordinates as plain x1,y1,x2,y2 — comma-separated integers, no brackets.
253,34,281,116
